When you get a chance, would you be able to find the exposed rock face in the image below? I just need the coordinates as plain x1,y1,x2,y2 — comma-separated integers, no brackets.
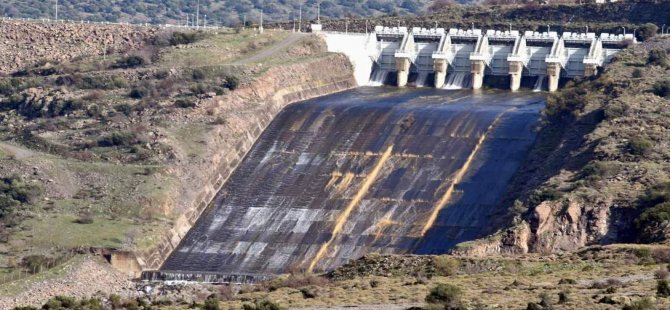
530,199,611,253
0,20,158,74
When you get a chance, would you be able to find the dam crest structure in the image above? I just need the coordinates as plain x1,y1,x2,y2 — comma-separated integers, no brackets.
322,25,633,91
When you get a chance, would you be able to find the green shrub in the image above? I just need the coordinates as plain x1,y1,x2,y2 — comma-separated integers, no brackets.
629,136,653,156
175,99,196,108
109,294,123,309
190,83,210,95
97,131,138,147
658,279,670,297
580,161,620,182
652,80,670,98
20,255,58,273
192,68,206,80
433,256,460,276
648,49,669,67
112,55,146,69
112,76,129,88
425,283,463,309
223,75,240,90
299,287,317,299
43,296,77,309
604,101,629,119
242,299,285,310
635,202,670,241
203,295,221,310
528,187,562,206
632,68,643,78
558,290,569,304
642,182,670,206
169,31,206,46
115,103,133,116
0,175,43,217
129,83,156,99
12,307,38,310
636,23,658,42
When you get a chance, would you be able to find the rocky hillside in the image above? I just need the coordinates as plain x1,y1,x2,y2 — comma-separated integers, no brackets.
0,20,157,74
456,36,670,256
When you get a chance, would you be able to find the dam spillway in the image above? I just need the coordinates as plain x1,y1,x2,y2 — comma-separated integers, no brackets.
154,88,544,282
322,26,633,92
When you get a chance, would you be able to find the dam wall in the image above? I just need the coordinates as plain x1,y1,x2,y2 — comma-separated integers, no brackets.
112,54,358,276
322,26,632,91
150,88,545,282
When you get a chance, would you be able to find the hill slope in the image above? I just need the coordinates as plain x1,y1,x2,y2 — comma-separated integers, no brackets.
1,0,437,26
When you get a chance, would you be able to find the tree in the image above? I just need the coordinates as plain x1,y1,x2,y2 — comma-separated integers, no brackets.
425,283,463,310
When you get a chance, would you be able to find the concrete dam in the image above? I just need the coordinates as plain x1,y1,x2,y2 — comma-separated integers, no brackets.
148,87,545,283
144,25,631,282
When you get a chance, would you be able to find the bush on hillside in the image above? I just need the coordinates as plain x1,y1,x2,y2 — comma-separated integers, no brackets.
112,55,146,69
129,82,156,99
242,299,285,310
642,182,670,206
169,31,206,46
97,131,139,147
636,23,658,42
635,202,670,241
203,294,221,310
653,80,670,98
20,255,57,274
0,175,43,217
628,136,653,156
658,279,670,297
425,283,463,309
433,256,460,276
648,49,669,67
223,75,240,90
192,68,206,80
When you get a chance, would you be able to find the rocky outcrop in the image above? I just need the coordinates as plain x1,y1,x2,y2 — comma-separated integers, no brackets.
0,20,158,74
112,53,357,275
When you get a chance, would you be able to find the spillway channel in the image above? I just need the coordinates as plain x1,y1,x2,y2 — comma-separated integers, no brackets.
155,87,545,282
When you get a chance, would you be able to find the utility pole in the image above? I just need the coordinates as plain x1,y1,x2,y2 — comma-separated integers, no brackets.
204,14,207,28
55,0,58,21
259,8,264,34
196,0,200,29
298,2,302,32
317,2,320,24
243,14,246,30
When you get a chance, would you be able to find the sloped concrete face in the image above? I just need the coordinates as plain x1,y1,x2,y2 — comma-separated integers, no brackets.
160,88,545,278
